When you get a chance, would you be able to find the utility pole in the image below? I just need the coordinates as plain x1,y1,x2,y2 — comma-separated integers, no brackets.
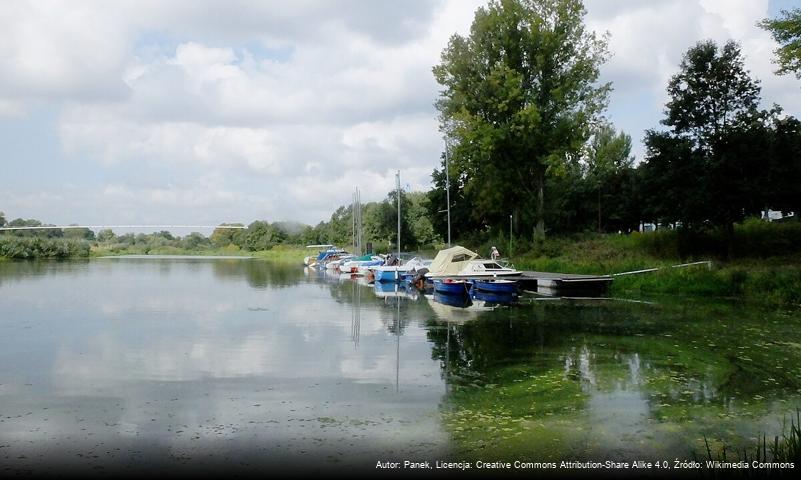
445,142,452,247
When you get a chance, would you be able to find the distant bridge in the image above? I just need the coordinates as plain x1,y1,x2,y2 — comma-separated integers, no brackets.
0,225,246,232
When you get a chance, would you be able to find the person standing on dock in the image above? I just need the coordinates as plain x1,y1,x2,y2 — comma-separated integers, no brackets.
490,246,500,260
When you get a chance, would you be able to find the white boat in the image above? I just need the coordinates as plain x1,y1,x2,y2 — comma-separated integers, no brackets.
372,257,429,282
339,255,384,274
325,255,353,270
304,245,349,268
424,245,521,279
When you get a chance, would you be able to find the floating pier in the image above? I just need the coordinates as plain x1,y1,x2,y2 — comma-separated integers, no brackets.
518,271,613,295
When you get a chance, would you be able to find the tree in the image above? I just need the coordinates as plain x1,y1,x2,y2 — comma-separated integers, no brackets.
96,229,116,243
433,0,610,238
642,40,770,255
664,40,761,151
585,124,633,232
181,232,209,250
210,224,244,247
242,221,280,251
765,115,801,216
0,211,5,227
63,225,95,241
760,8,801,80
371,190,416,251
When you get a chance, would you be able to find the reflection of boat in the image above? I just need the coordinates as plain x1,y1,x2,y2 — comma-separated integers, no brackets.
473,278,518,294
425,294,495,323
472,289,516,305
433,278,471,295
374,282,419,300
433,291,472,307
425,246,521,279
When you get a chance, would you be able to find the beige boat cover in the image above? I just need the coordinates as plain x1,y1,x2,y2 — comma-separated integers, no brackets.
427,246,478,276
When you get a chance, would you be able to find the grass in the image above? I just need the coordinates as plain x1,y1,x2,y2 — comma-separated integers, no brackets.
505,231,801,306
90,243,308,263
249,245,307,262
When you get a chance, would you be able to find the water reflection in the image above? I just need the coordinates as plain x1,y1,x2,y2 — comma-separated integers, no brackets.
1,259,800,472
426,300,801,459
0,259,446,474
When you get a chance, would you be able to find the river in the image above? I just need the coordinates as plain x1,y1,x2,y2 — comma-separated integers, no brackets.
0,258,799,476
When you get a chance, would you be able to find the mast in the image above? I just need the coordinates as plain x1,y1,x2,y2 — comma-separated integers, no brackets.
396,170,401,260
445,142,451,247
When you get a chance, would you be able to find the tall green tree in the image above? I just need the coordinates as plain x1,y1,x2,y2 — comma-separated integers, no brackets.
765,115,801,215
663,40,761,150
371,190,416,251
760,8,801,80
585,124,633,232
433,0,610,238
642,40,769,252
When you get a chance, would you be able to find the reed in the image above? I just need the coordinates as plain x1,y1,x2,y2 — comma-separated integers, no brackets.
700,409,800,477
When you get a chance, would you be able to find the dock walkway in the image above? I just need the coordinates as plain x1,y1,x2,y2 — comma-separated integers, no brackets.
518,271,613,293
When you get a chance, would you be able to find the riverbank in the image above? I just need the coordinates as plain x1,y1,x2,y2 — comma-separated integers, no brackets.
91,244,308,263
512,232,801,306
0,236,309,263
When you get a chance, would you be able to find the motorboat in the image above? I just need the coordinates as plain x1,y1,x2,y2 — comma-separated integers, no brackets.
425,245,521,279
339,255,384,274
304,245,350,268
472,278,519,294
433,278,471,295
372,257,429,283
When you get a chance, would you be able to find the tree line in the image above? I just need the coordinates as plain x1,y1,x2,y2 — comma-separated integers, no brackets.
427,0,801,252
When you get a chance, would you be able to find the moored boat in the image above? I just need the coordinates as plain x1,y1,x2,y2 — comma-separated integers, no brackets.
425,245,521,279
473,278,519,294
433,278,471,295
372,257,429,283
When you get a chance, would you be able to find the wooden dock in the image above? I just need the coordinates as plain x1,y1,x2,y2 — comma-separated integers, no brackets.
518,271,613,294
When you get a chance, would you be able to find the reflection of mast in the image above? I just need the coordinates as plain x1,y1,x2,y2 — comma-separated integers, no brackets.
445,323,450,394
395,293,400,392
352,188,362,255
351,280,361,348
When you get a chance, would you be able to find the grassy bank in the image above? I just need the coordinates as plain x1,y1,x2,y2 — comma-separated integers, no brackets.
509,225,801,306
91,243,308,262
0,236,309,264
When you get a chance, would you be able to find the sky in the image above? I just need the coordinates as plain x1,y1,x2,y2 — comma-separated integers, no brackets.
1,0,799,230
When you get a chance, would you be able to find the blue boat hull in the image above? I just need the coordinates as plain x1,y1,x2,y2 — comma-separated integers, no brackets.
433,280,471,295
473,280,518,294
374,269,400,283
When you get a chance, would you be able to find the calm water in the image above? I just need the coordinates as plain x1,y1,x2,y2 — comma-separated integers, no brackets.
1,258,800,475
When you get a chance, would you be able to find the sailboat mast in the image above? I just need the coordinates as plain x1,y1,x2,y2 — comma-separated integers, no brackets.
396,170,401,260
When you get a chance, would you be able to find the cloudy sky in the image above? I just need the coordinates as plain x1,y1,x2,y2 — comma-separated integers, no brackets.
1,0,799,229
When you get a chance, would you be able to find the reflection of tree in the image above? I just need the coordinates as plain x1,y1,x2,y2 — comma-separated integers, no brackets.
211,260,304,288
0,259,92,286
426,299,801,460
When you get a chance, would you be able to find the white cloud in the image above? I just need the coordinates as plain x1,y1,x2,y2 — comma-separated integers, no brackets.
1,0,798,225
586,0,800,160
